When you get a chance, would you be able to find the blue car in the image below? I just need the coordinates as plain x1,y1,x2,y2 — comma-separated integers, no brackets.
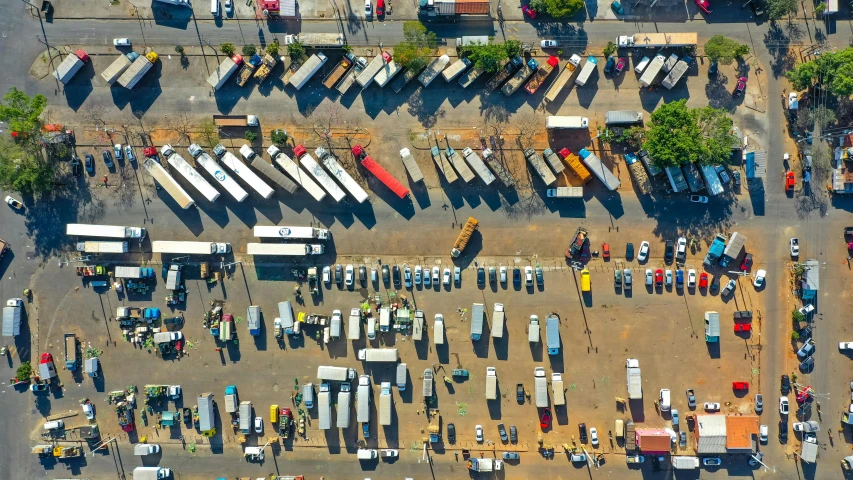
676,269,684,288
604,56,616,74
611,0,625,14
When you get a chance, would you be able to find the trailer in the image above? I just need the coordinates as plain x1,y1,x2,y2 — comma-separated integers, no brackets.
336,56,367,93
152,241,230,254
292,145,346,202
639,54,666,87
237,144,298,193
267,146,327,202
289,53,328,90
322,53,355,89
423,369,434,397
491,303,505,338
546,314,560,355
544,55,581,102
348,308,361,340
444,147,475,183
312,148,368,203
399,148,424,182
604,111,643,126
357,348,399,362
239,401,252,433
101,53,136,84
681,162,705,192
379,382,392,426
76,241,128,253
212,114,259,127
523,148,557,186
214,144,274,199
337,384,351,428
617,32,698,48
54,49,89,84
552,373,565,406
373,59,403,87
396,363,407,390
451,217,479,257
534,367,548,407
665,165,689,192
486,56,523,90
2,303,21,337
703,234,727,266
356,52,390,88
624,153,652,195
542,148,566,174
720,232,747,267
626,358,642,399
546,187,583,198
318,384,331,430
457,65,484,88
246,243,324,255
671,456,699,469
485,367,497,400
142,158,195,209
66,224,146,239
356,375,371,423
546,116,589,130
481,149,515,187
284,32,345,48
114,266,154,278
352,145,410,198
206,55,243,90
236,54,262,87
574,56,598,87
161,145,221,202
471,303,484,340
429,146,458,183
700,164,725,196
661,57,691,89
468,458,503,472
525,56,559,94
187,144,249,202
502,58,538,96
442,57,471,82
461,147,496,185
413,310,424,341
118,52,158,90
578,148,620,191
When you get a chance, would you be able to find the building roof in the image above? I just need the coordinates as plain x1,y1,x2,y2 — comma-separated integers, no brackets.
434,0,456,14
745,151,766,179
696,415,727,453
454,0,490,14
726,415,760,450
636,428,671,453
832,166,853,193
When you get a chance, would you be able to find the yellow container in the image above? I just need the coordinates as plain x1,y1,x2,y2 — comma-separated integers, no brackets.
270,404,279,423
581,268,591,292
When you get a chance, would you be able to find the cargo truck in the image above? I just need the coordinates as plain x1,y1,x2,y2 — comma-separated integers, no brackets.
490,303,505,338
546,187,583,198
318,383,331,430
397,363,407,390
639,54,666,87
544,54,581,102
578,148,621,191
132,467,173,480
66,223,146,239
433,314,445,344
267,146,327,201
604,111,643,126
293,145,346,202
337,383,351,428
419,55,450,87
442,57,471,82
54,49,89,84
352,144,410,198
348,308,361,340
322,53,355,89
356,375,371,423
142,158,195,209
423,369,434,398
399,148,424,182
161,145,221,203
617,32,698,48
525,56,559,94
430,146,458,183
546,314,560,355
243,147,298,194
152,241,230,254
289,53,328,90
457,65,484,88
574,56,597,87
681,162,705,192
239,401,252,433
626,358,642,399
502,58,538,96
390,66,422,93
236,54,262,87
253,54,278,83
357,348,399,362
471,303,484,340
703,234,726,266
700,164,724,196
481,149,515,187
486,56,523,90
246,243,324,255
428,408,441,442
213,114,259,127
316,147,369,203
720,232,747,267
114,266,154,279
451,217,478,257
552,373,565,406
801,438,818,463
468,458,503,472
661,57,691,89
671,457,699,469
101,53,136,84
534,367,548,407
523,148,557,185
225,386,239,413
317,366,351,382
379,382,392,426
665,165,689,192
546,116,589,130
461,147,496,185
76,241,128,253
444,147,475,183
206,55,243,90
485,367,497,400
356,52,390,88
187,144,249,202
336,56,367,93
542,148,566,174
624,153,651,195
64,333,77,370
284,33,345,48
118,52,158,89
373,58,402,87
215,144,274,198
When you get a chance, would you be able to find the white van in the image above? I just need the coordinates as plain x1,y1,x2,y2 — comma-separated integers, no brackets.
44,420,64,430
528,315,540,343
357,449,377,460
634,56,651,74
211,0,220,16
367,316,376,340
434,314,445,345
659,388,671,411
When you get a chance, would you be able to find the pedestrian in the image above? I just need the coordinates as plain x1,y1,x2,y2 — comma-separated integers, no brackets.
102,175,108,187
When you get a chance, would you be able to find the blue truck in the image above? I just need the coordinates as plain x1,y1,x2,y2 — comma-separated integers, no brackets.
703,234,726,267
546,314,561,355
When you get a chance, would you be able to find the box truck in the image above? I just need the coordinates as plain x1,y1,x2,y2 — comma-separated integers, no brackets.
289,53,328,90
574,56,597,87
485,367,497,400
207,55,243,90
54,49,89,84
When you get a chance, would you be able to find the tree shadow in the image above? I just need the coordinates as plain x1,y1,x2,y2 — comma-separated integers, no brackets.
764,21,801,78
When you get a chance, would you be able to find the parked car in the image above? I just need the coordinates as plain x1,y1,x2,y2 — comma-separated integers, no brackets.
513,267,521,286
799,356,814,372
779,397,789,415
614,57,627,75
797,339,815,359
695,0,711,13
364,0,372,16
755,394,763,413
510,425,517,443
645,269,653,285
675,269,684,288
535,267,543,286
676,237,687,263
521,4,537,17
113,38,131,47
687,269,696,288
499,266,507,284
753,269,766,288
540,408,551,429
225,0,233,14
525,266,533,286
665,269,673,286
721,279,736,296
447,423,456,444
626,242,634,259
604,56,616,74
392,265,401,287
699,272,708,288
125,145,136,162
759,424,768,442
102,150,114,168
690,195,709,203
704,402,720,411
475,425,484,442
455,266,462,284
442,268,451,285
254,417,263,433
703,457,722,466
664,240,674,263
477,267,485,287
734,76,748,96
623,269,632,288
498,423,508,442
590,427,599,447
740,253,753,271
345,264,355,286
715,165,731,183
540,39,558,48
686,389,696,408
610,0,625,14
781,375,791,394
655,269,663,286
638,241,650,262
614,269,622,287
381,265,389,284
489,266,497,285
85,153,95,173
578,423,588,443
322,266,331,283
403,265,412,288
502,451,520,460
71,156,82,176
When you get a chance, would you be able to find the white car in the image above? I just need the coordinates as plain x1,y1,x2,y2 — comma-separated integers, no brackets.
500,266,507,283
638,241,650,262
113,38,131,47
414,265,422,284
840,342,853,350
432,266,440,284
525,266,533,286
322,266,331,284
82,403,95,420
345,264,354,286
759,424,768,442
254,417,263,433
645,269,653,285
687,269,696,288
589,427,599,447
364,0,372,16
779,397,789,415
5,196,23,209
790,238,799,257
753,269,766,288
690,195,709,203
442,268,451,285
540,39,558,48
665,269,673,286
404,265,412,288
704,402,720,411
475,425,484,442
225,0,233,14
676,237,687,262
798,304,815,316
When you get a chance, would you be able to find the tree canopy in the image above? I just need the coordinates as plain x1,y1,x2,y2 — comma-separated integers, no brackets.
643,100,736,169
767,0,798,19
530,0,584,18
394,21,437,72
0,87,47,135
703,36,750,65
463,40,521,73
0,88,55,195
786,47,853,97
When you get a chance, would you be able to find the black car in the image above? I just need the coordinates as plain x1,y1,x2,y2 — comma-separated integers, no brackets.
513,268,521,286
447,423,456,444
489,267,496,285
509,425,517,443
71,156,82,176
392,265,401,287
498,423,508,442
799,356,814,372
732,171,741,188
516,383,524,403
85,153,95,174
578,423,588,443
799,325,812,341
535,267,544,286
710,276,720,293
334,264,343,284
781,375,791,394
779,420,788,442
626,243,634,260
477,267,485,287
102,150,114,168
381,265,390,284
664,240,674,264
359,266,367,284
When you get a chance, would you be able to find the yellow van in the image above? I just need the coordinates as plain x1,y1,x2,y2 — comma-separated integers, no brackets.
270,404,279,423
581,268,591,292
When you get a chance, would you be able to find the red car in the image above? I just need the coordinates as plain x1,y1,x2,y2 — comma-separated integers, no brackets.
614,57,626,75
734,323,751,332
733,76,747,97
699,272,708,288
602,243,610,260
786,171,795,191
142,146,157,158
539,408,551,429
695,0,711,14
522,5,537,18
376,0,384,16
732,381,749,391
655,269,663,285
740,253,753,271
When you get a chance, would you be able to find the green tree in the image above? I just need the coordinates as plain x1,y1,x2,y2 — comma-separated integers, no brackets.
503,39,522,58
791,331,800,340
174,45,184,54
0,87,47,135
767,0,798,19
198,118,219,148
603,41,617,58
787,46,853,97
220,43,236,56
792,309,805,323
16,361,31,382
815,1,827,14
796,105,836,132
244,130,258,142
696,106,737,165
287,41,306,61
530,0,584,18
626,126,646,150
0,88,55,195
242,44,257,57
394,21,437,72
271,129,289,146
642,100,735,169
265,42,280,56
703,35,750,65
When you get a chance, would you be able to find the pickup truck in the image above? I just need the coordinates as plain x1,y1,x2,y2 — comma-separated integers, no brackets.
790,238,799,257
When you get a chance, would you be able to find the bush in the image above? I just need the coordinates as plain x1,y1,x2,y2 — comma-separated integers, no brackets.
220,43,236,56
16,362,31,382
174,45,184,54
271,129,288,146
791,331,800,341
703,36,750,65
244,130,257,142
265,42,279,56
287,41,306,61
603,41,617,58
530,0,584,18
242,44,257,57
792,310,805,324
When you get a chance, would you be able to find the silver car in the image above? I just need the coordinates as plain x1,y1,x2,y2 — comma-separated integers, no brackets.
623,269,632,288
721,279,736,296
